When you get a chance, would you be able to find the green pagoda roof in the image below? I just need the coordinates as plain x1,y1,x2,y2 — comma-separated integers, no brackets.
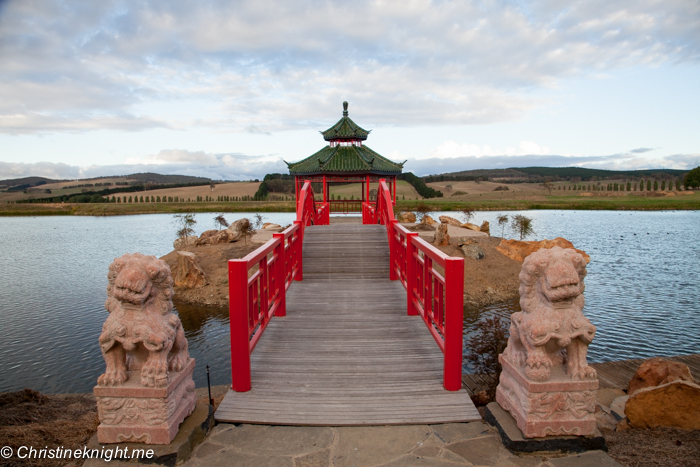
321,102,370,141
287,145,404,176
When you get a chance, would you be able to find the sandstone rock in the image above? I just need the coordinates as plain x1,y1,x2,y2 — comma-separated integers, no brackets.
410,223,436,232
262,223,283,231
628,357,696,395
173,251,207,289
461,243,485,260
434,223,450,246
173,235,197,250
228,218,250,236
480,221,490,236
596,388,626,408
595,405,618,431
196,229,239,246
625,380,700,430
495,238,590,263
421,215,436,225
610,395,629,421
397,212,416,223
439,215,462,226
461,222,480,232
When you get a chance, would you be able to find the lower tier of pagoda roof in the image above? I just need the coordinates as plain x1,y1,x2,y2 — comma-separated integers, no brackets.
286,144,404,176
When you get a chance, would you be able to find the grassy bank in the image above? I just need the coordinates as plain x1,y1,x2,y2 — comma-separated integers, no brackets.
1,192,698,216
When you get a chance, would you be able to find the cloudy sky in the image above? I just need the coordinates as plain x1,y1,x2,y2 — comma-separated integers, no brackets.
1,0,699,180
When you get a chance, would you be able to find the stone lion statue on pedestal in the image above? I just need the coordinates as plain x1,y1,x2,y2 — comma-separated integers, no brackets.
503,246,597,382
98,253,190,388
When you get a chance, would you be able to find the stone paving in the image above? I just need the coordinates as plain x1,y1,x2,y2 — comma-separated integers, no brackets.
181,421,622,467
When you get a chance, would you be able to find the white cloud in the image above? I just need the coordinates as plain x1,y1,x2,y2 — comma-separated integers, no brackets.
424,140,551,159
1,0,698,135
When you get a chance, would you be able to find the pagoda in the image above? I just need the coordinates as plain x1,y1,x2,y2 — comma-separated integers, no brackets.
286,102,404,211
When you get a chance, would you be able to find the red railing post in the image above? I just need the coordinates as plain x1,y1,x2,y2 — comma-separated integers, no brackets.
273,233,286,317
443,257,465,391
229,259,252,392
389,220,398,281
405,232,419,316
294,220,303,281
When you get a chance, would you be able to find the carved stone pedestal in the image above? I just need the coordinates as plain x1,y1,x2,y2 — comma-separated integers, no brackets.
496,355,598,438
95,358,196,445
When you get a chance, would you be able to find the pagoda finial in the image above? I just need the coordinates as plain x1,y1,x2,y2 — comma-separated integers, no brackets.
343,101,348,117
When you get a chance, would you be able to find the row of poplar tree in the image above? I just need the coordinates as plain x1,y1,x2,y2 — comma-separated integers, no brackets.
559,179,684,192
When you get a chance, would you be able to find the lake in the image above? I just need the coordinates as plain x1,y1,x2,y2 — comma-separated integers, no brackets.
0,210,698,393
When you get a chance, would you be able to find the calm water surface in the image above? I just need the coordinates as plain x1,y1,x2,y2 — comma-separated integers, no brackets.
0,211,698,393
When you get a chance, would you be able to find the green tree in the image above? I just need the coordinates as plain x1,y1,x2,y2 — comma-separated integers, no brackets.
214,214,229,230
173,213,197,246
647,180,652,191
653,180,658,191
461,208,474,224
414,202,432,221
511,214,534,240
626,182,631,191
661,180,666,191
684,166,700,189
497,215,509,237
676,179,682,190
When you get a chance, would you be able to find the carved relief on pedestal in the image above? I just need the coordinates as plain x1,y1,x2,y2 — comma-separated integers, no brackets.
94,253,196,445
496,246,599,438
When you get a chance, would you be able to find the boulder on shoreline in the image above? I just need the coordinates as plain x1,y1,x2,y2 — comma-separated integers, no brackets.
397,212,416,223
439,215,462,226
173,251,207,289
495,237,590,263
174,235,197,250
628,357,696,395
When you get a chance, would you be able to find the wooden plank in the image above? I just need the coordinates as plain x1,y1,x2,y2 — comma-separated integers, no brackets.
216,223,479,426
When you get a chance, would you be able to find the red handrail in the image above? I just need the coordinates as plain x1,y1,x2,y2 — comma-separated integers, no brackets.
229,181,324,392
371,179,465,391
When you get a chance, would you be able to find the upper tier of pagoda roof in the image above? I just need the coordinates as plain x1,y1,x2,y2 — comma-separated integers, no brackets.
321,101,370,141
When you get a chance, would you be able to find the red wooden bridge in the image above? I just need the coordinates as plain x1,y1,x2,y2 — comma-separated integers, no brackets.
215,180,479,425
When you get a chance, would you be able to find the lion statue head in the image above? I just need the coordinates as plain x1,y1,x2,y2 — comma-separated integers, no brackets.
105,253,175,316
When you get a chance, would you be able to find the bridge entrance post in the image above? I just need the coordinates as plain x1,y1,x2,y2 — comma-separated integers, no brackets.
443,257,465,391
229,260,252,392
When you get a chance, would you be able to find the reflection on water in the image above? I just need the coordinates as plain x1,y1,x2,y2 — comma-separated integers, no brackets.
0,210,699,393
462,299,520,373
173,302,232,388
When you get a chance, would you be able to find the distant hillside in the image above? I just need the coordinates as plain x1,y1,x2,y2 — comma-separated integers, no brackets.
0,173,212,192
424,167,687,183
123,173,212,184
0,176,61,190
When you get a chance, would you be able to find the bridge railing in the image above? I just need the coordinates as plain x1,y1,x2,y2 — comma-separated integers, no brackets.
369,179,465,391
229,180,322,392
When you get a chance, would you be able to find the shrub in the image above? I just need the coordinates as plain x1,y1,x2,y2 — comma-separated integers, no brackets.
511,214,534,240
465,316,509,400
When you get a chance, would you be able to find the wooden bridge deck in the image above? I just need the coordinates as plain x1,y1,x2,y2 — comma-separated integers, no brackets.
215,223,480,425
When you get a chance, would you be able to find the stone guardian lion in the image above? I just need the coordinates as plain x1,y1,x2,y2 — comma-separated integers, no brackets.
503,246,597,382
98,253,190,388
